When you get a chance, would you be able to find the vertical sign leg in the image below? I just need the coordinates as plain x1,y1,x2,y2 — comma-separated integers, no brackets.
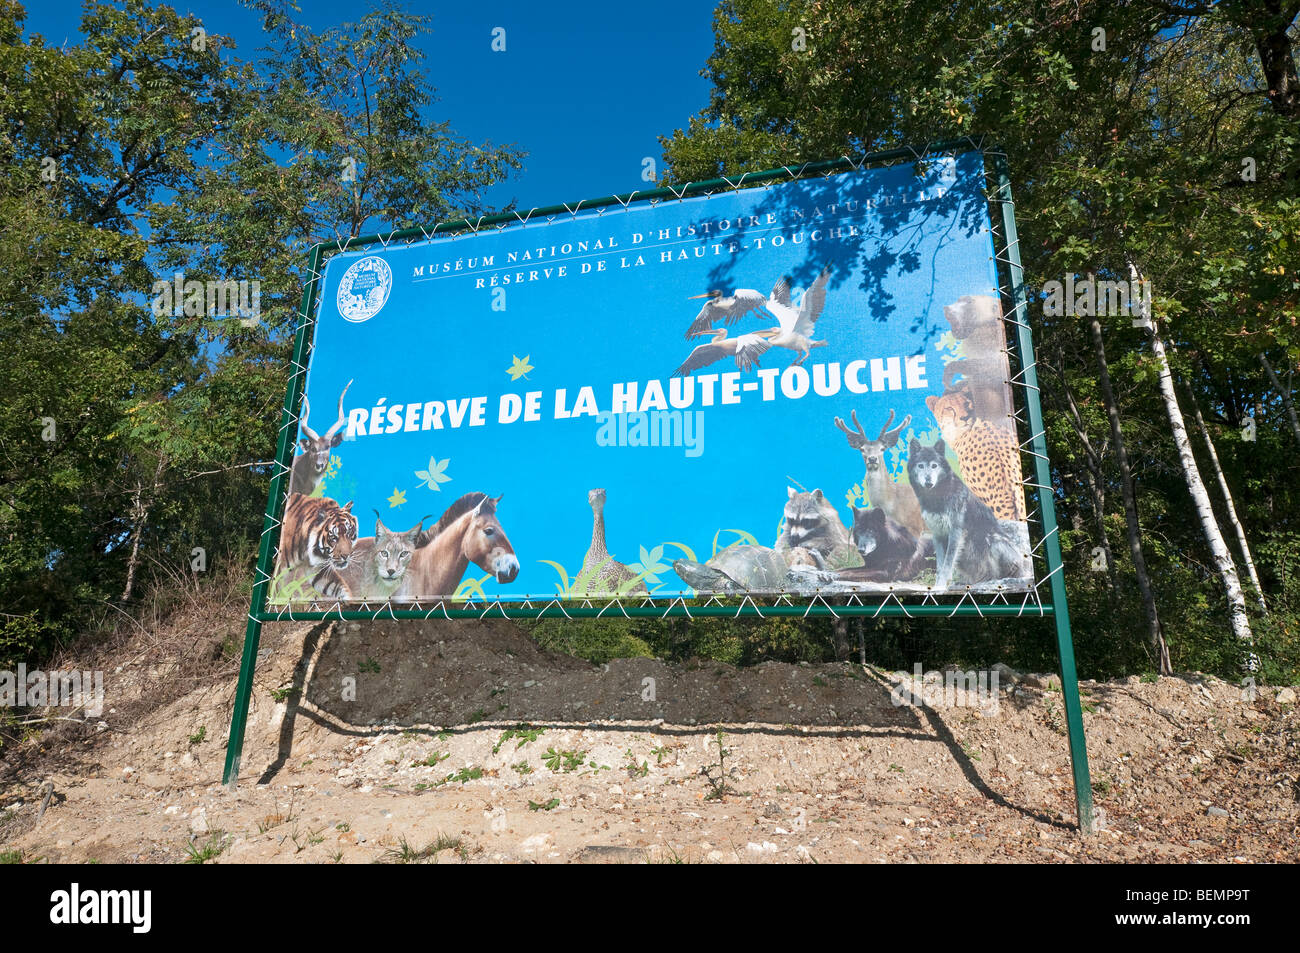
990,151,1096,833
222,615,263,786
222,244,325,787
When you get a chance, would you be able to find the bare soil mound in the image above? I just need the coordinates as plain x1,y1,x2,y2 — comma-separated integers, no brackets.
2,619,1296,863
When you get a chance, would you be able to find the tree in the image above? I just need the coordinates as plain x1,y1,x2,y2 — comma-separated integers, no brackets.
660,0,1300,678
0,0,522,663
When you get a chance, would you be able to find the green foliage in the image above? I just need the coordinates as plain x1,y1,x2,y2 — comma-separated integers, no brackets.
701,729,736,801
7,0,1300,688
624,749,650,777
0,612,56,671
492,724,544,754
383,833,462,863
526,618,656,664
184,832,227,864
653,0,1300,681
434,766,483,786
542,747,587,773
0,0,521,660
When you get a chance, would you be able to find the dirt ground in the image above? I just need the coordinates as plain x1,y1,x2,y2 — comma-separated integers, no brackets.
2,618,1297,863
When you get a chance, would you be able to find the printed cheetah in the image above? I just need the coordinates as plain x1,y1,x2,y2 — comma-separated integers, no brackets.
925,390,1026,522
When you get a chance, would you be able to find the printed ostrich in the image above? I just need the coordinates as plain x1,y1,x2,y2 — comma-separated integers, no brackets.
582,488,646,595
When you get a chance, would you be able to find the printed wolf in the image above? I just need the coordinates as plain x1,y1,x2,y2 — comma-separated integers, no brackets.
775,487,861,569
836,505,934,583
906,439,1029,589
316,512,431,601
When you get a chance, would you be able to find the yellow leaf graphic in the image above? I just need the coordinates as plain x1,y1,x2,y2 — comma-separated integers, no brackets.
387,487,407,508
506,354,534,381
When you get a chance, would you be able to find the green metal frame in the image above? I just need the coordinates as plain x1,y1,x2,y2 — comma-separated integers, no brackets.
990,150,1094,831
221,137,1093,832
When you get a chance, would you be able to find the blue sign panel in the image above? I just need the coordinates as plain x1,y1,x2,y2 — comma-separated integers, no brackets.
271,152,1031,603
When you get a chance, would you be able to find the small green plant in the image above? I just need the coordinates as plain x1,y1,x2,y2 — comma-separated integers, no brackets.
812,675,828,687
359,657,381,674
888,763,904,773
493,724,545,753
543,747,586,773
384,833,463,864
511,761,533,775
1044,699,1066,735
188,726,206,746
528,798,560,812
336,822,351,832
435,766,484,787
467,708,488,724
289,825,326,853
624,749,649,778
269,686,298,703
0,850,23,864
701,729,737,801
1140,672,1159,684
649,744,674,764
184,831,227,864
413,751,450,768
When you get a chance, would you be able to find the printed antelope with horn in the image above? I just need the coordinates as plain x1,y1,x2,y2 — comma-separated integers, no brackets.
290,380,353,496
834,408,925,538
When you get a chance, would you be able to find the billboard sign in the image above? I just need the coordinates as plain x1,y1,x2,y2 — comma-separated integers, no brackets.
270,151,1031,604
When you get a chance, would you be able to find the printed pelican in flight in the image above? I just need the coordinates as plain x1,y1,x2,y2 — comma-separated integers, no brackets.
673,327,771,377
684,286,769,338
757,264,833,366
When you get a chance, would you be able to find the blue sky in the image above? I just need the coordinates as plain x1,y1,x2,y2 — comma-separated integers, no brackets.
25,0,718,212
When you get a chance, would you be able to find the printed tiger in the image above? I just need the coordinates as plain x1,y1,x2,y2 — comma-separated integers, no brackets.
274,492,359,584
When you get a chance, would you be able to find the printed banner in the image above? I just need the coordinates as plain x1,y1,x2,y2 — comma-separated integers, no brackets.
270,152,1032,604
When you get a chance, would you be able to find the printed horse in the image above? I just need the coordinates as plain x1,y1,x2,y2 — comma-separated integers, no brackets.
396,492,519,600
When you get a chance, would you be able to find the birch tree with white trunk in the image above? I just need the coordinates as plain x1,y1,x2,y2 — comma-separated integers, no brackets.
1138,274,1257,672
1183,383,1268,615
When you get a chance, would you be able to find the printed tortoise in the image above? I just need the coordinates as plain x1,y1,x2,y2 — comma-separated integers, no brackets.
673,545,795,594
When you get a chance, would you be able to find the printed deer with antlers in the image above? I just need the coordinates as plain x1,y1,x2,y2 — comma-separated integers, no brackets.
833,408,925,537
290,380,353,497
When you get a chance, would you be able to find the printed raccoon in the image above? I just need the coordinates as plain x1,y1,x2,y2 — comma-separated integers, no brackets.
315,512,430,602
775,487,859,569
838,506,934,583
906,439,1029,589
